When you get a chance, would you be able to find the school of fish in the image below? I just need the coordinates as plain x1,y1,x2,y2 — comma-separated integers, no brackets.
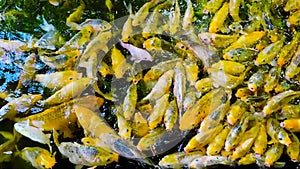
1,0,300,168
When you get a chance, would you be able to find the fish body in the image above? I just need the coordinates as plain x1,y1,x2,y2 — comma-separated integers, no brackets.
211,60,246,75
164,100,178,130
16,53,36,90
203,0,226,13
277,32,300,66
267,118,291,146
35,70,82,89
199,33,239,48
198,100,230,133
285,48,300,79
208,67,245,89
263,90,300,116
14,120,50,145
159,151,205,168
123,83,137,120
182,0,194,31
224,31,265,52
209,2,229,33
184,135,208,153
264,143,284,167
179,88,226,130
122,4,133,42
143,70,174,101
278,104,300,120
264,67,281,93
116,110,132,139
58,142,118,166
226,99,247,125
184,61,199,86
168,0,181,34
74,106,152,164
195,78,212,94
223,48,257,62
248,69,265,92
189,155,232,169
23,96,103,138
252,123,268,155
287,133,300,162
66,2,85,29
78,19,112,31
235,87,252,98
238,153,257,165
132,1,154,27
79,31,112,78
284,0,300,11
137,127,165,151
231,123,259,160
281,119,300,132
59,25,94,51
43,78,93,106
111,46,130,79
225,114,250,151
119,41,153,63
207,126,230,155
132,112,149,137
195,124,223,146
148,93,169,129
142,1,172,38
255,37,285,65
143,59,181,82
0,94,42,121
173,62,186,117
288,10,300,27
182,87,198,112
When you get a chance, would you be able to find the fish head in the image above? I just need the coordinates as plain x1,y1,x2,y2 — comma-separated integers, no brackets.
227,114,237,125
158,154,179,168
280,121,292,130
278,131,292,146
81,137,96,146
36,151,56,169
248,83,257,92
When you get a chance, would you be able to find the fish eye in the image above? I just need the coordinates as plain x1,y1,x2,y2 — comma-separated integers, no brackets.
179,44,185,49
279,137,283,140
69,77,73,80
